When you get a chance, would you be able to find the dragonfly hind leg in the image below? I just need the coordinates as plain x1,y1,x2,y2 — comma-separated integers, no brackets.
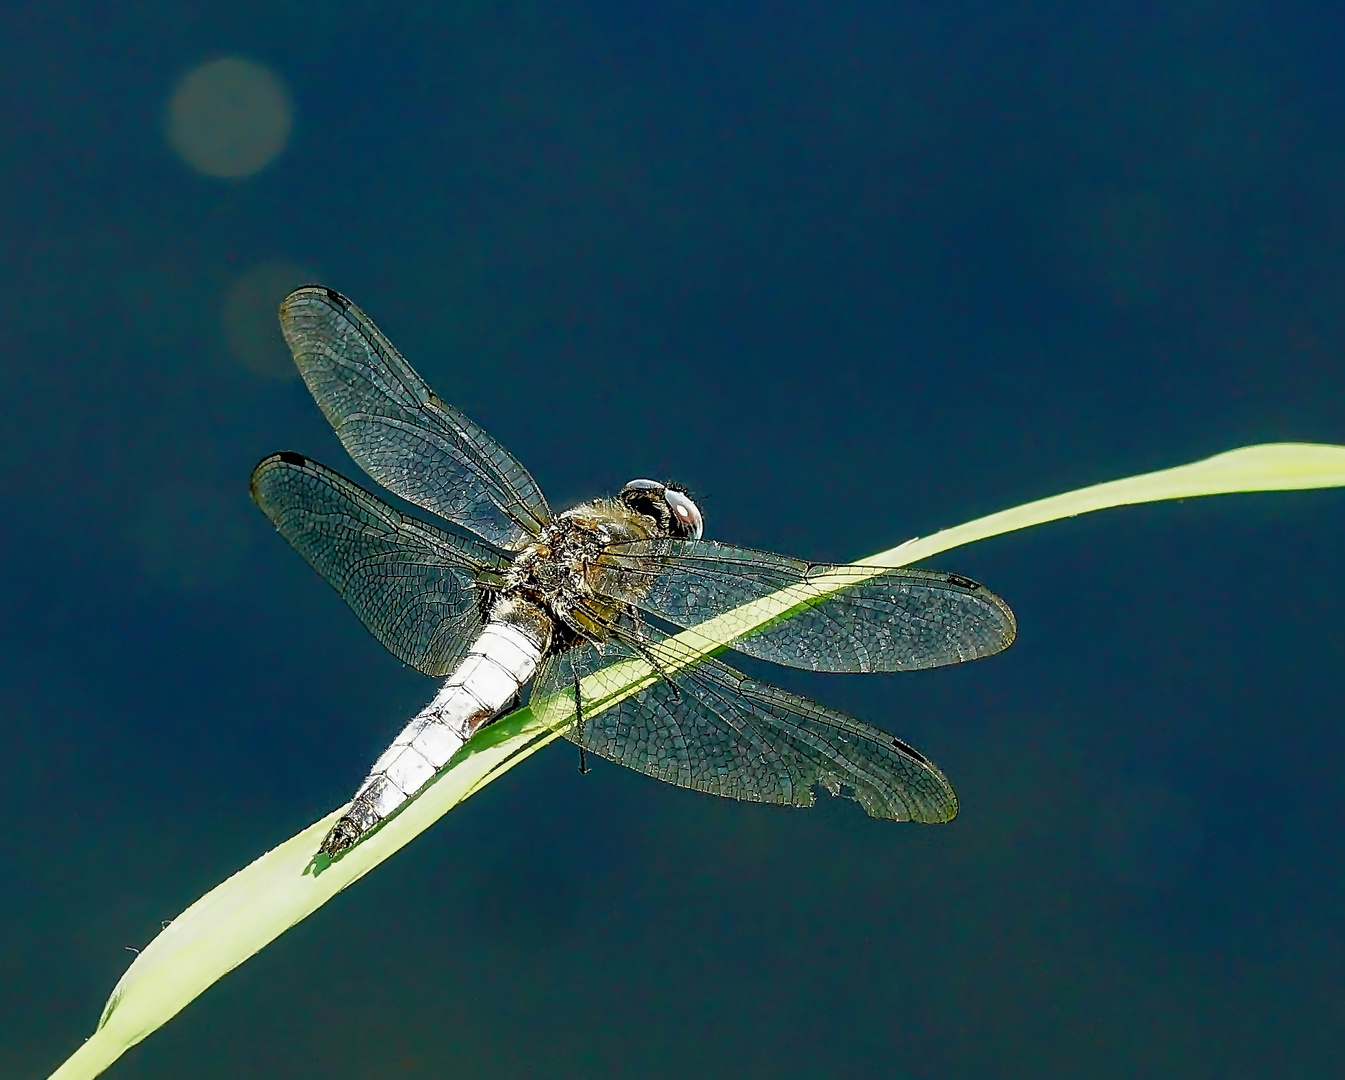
575,673,590,775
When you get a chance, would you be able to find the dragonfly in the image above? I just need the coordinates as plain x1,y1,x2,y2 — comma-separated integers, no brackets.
251,287,1017,857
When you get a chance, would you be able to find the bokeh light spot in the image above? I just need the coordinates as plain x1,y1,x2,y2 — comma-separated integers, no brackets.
223,263,319,379
167,58,293,178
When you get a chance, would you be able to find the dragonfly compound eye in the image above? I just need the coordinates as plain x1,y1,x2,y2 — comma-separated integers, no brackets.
620,478,664,495
618,479,667,521
663,488,703,540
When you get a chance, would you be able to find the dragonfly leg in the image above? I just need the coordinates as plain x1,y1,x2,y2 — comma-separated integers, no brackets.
614,623,683,701
574,673,590,775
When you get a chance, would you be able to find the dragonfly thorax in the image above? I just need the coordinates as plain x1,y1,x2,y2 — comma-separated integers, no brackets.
500,499,659,641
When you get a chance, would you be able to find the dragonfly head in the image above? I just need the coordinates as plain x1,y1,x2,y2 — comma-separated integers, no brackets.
619,479,704,540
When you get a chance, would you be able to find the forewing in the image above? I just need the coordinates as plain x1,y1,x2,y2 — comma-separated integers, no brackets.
531,623,957,823
279,287,550,548
596,539,1015,672
251,452,508,677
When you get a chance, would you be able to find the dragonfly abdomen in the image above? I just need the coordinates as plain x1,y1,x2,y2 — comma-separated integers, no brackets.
318,607,550,857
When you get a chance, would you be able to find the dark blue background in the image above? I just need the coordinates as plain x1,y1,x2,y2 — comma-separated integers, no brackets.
5,3,1345,1077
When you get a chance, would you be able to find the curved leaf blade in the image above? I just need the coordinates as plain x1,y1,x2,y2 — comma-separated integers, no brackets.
47,442,1345,1080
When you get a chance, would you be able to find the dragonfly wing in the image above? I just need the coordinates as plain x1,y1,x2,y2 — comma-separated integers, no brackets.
531,620,958,823
279,287,551,549
251,452,507,677
596,539,1015,673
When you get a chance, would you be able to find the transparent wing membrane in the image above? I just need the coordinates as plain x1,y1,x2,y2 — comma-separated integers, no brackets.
279,287,551,548
595,539,1016,672
532,618,958,823
260,286,1014,833
250,453,505,677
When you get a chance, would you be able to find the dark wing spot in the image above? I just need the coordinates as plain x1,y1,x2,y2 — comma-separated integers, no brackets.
278,451,307,467
323,287,349,307
946,573,980,590
891,736,930,765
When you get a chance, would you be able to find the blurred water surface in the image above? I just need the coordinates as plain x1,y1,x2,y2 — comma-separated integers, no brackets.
3,3,1344,1078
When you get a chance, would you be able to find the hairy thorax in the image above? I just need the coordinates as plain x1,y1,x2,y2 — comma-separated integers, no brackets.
500,498,660,643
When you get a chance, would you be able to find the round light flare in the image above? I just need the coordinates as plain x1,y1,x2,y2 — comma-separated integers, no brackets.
167,58,293,178
223,263,318,379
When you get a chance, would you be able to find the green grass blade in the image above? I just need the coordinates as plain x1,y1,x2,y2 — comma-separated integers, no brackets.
46,442,1345,1080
